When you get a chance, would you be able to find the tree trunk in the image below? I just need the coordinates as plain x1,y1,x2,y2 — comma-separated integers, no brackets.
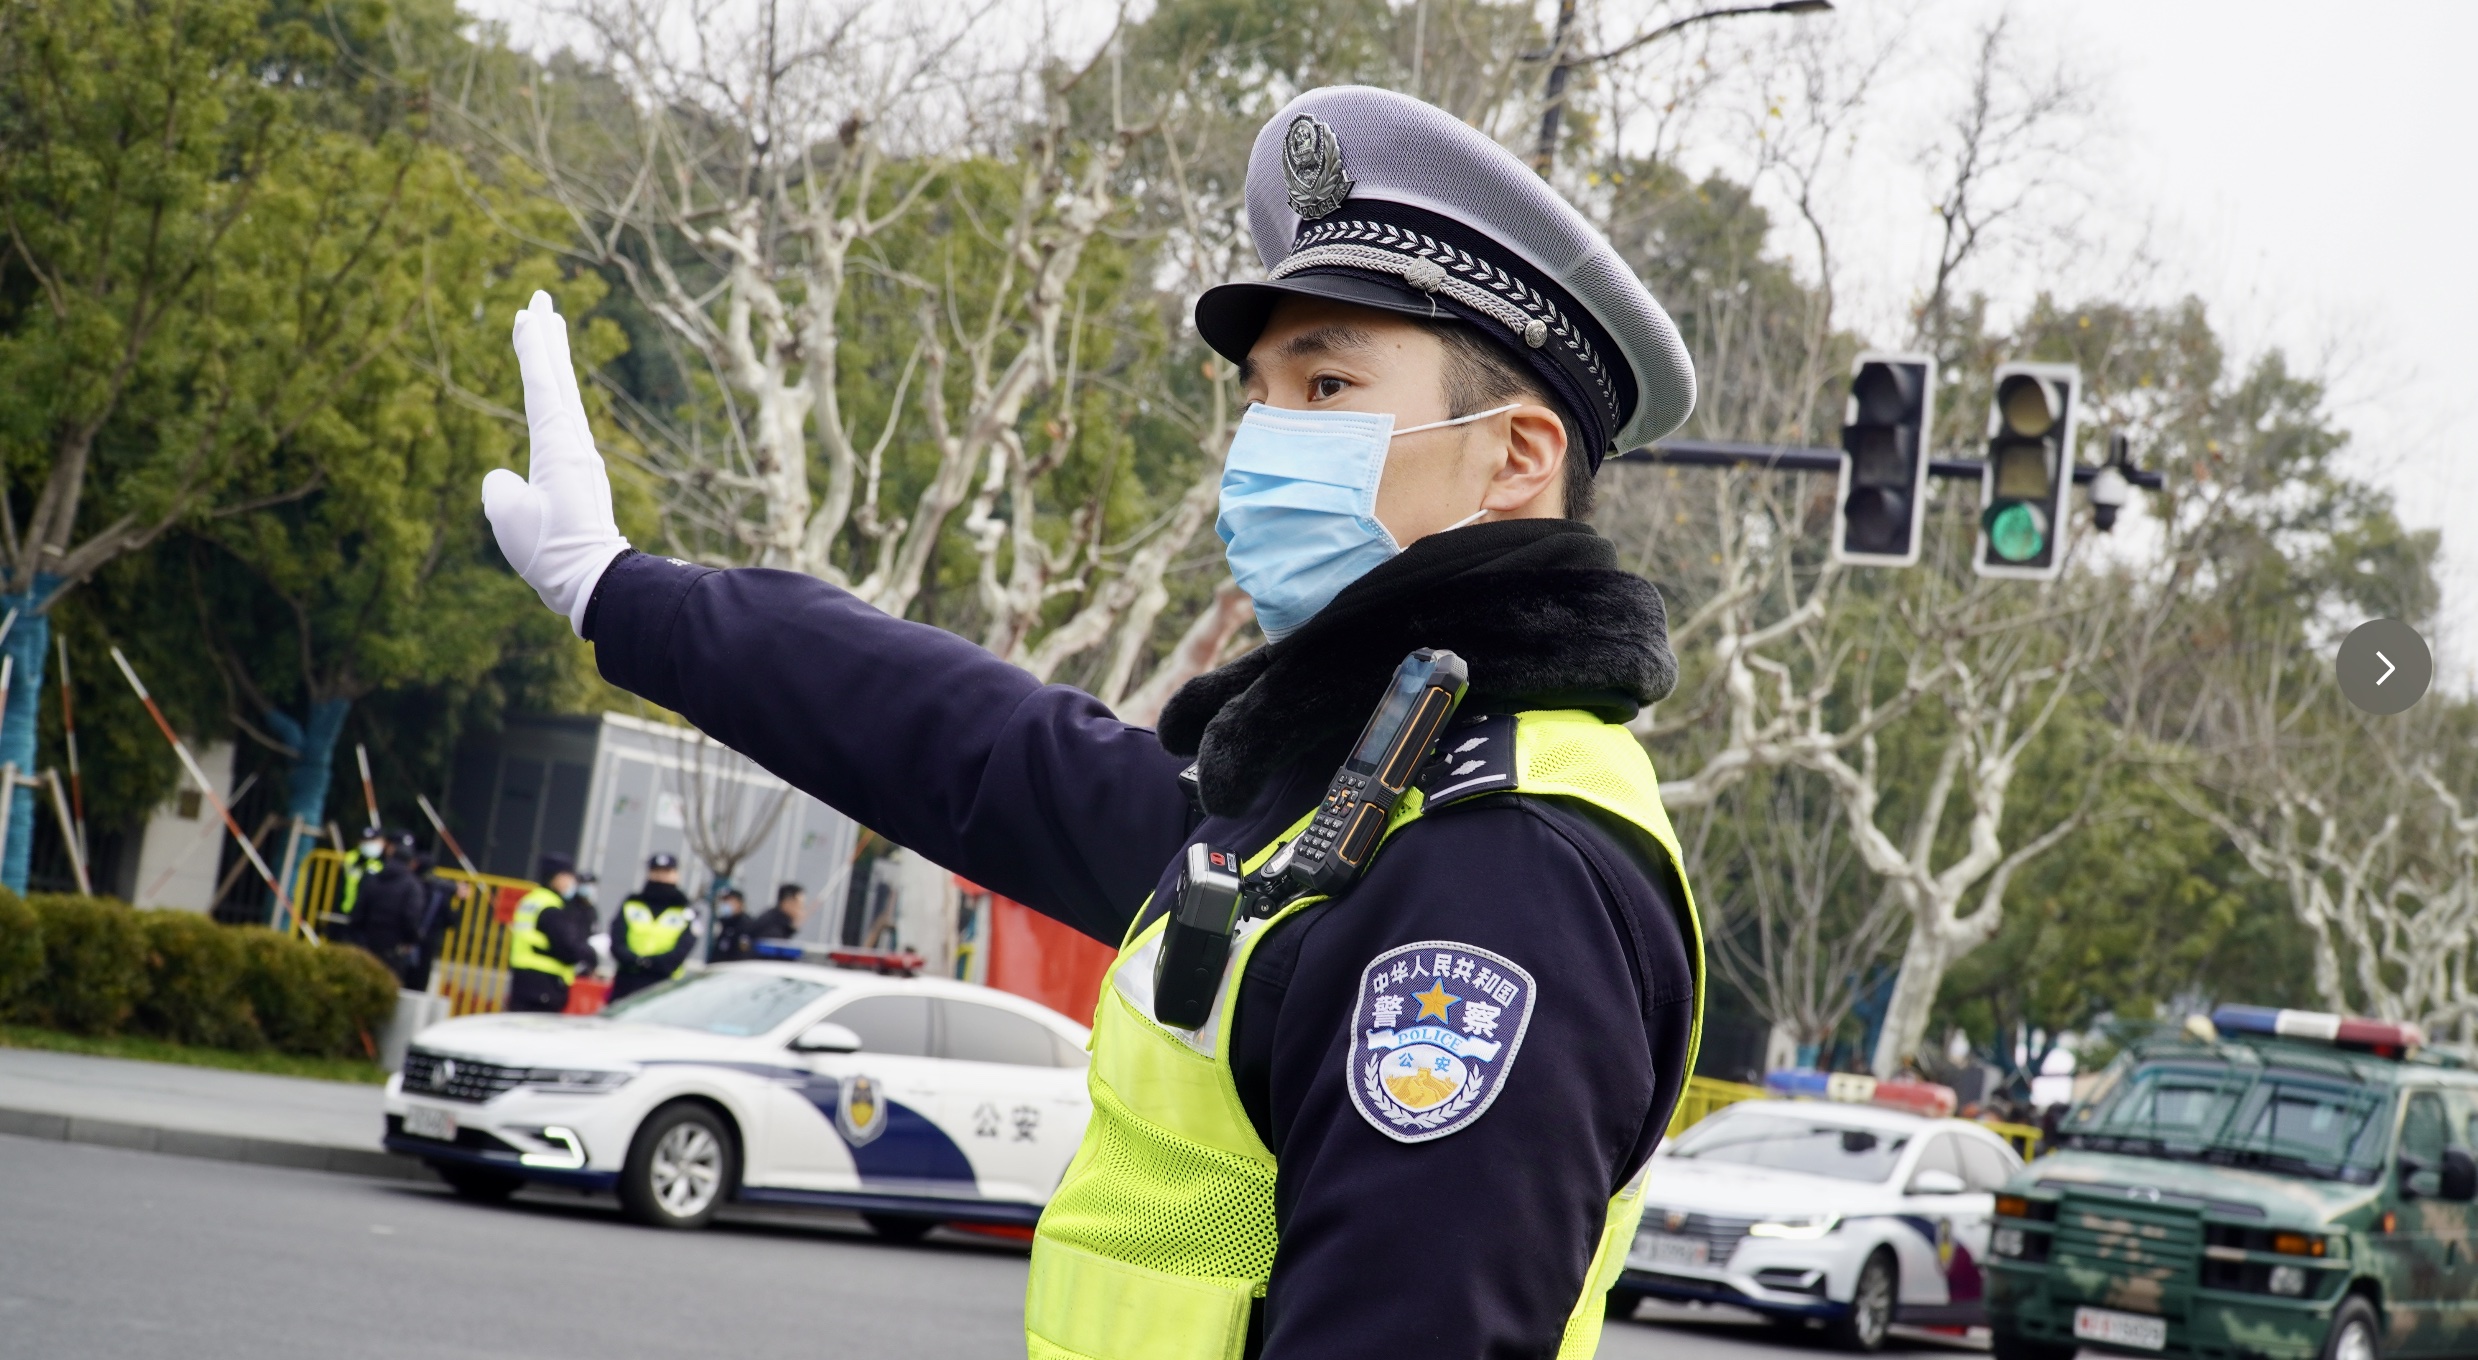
1871,921,1950,1078
263,698,353,900
0,590,56,893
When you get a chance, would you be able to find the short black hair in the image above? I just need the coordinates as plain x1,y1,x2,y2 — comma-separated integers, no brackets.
1426,320,1598,521
776,883,805,906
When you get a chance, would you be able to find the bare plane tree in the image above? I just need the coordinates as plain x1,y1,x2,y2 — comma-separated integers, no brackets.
1694,765,1910,1066
659,721,796,896
2169,666,2478,1035
449,0,1247,705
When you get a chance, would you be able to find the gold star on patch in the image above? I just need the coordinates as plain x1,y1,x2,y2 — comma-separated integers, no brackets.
1412,980,1459,1023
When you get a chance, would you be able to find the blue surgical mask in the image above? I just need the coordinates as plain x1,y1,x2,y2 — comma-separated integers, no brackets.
1217,402,1514,641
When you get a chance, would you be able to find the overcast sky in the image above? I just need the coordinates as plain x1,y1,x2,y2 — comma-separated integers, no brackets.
2077,0,2478,643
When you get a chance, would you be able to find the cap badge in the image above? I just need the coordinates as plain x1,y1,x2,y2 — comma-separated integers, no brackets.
1282,114,1353,220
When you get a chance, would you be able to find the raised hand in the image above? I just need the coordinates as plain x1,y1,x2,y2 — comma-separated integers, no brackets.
483,291,631,636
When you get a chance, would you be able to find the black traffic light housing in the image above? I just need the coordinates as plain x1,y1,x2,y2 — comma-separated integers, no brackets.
1976,362,2080,581
1833,352,1937,567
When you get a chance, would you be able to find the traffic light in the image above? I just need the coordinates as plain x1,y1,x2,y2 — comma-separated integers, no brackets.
1832,352,1936,567
1975,362,2080,580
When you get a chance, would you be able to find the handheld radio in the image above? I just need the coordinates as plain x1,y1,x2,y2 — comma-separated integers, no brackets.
1151,648,1470,1029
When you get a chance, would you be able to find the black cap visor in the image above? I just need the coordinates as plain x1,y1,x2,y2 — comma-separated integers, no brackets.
1194,270,1468,367
1195,265,1613,463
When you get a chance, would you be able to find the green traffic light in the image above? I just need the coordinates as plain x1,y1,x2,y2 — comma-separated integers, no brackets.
1985,502,2049,563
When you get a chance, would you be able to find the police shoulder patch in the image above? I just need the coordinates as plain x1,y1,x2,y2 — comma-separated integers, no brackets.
1346,940,1535,1143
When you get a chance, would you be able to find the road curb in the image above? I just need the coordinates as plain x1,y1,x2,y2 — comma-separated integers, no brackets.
0,1104,434,1182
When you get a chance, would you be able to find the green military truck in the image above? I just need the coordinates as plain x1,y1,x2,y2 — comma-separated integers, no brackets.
1988,1005,2478,1360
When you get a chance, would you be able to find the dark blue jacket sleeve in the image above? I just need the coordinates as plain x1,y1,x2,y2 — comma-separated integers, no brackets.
586,552,1192,943
1249,796,1696,1359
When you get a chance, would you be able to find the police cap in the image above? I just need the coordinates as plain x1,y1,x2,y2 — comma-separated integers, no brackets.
647,851,679,870
1194,86,1695,467
539,852,576,879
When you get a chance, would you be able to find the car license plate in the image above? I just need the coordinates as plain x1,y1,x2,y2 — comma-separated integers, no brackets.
2074,1306,2166,1351
404,1106,457,1142
1637,1231,1709,1268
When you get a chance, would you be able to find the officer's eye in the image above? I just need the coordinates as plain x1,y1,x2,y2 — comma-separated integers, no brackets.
1311,375,1349,401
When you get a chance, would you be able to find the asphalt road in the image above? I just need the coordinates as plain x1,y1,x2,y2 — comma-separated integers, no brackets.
0,1134,1983,1360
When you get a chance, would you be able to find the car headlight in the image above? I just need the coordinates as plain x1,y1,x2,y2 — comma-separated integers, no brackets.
522,1066,636,1092
2268,1264,2308,1297
1993,1227,2026,1258
1747,1214,1839,1239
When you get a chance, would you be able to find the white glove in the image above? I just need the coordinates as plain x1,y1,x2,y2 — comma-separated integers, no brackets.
483,291,631,636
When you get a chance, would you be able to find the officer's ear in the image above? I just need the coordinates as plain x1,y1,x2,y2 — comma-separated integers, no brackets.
1479,404,1568,515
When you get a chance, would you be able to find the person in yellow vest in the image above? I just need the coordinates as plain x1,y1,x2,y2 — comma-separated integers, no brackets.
329,824,388,938
609,852,696,1001
489,86,1701,1359
506,853,596,1013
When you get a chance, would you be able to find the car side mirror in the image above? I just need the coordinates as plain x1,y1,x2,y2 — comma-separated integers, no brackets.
2399,1153,2439,1201
2443,1147,2478,1203
790,1021,862,1054
1909,1168,1967,1195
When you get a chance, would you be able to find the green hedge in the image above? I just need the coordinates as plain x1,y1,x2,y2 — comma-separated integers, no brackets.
0,891,398,1058
0,892,38,1014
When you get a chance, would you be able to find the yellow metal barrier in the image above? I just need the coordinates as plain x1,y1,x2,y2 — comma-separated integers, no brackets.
298,849,543,1016
1668,1075,1764,1136
1981,1119,2046,1160
1660,1072,2048,1159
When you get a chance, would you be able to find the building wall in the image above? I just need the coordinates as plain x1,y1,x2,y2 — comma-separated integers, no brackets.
127,742,236,913
985,894,1114,1028
443,713,859,937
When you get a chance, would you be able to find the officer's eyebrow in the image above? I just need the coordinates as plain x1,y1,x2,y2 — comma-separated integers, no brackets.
1239,324,1380,387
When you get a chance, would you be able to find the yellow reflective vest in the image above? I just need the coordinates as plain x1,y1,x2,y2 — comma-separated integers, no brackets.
1025,709,1703,1360
622,897,693,976
506,887,576,986
335,849,385,917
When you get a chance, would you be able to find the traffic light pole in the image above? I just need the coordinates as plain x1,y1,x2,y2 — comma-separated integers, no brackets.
1612,439,2168,490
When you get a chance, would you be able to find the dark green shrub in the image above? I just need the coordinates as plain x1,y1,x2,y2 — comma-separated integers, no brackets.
17,893,147,1034
312,945,399,1058
236,927,330,1054
0,891,38,1014
237,928,398,1058
136,910,263,1049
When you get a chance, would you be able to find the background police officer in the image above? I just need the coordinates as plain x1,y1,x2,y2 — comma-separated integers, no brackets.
488,85,1701,1359
744,884,808,951
609,852,695,1001
328,824,387,939
506,853,595,1012
347,831,428,988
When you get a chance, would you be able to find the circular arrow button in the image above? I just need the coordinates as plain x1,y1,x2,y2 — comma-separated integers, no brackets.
2336,618,2432,715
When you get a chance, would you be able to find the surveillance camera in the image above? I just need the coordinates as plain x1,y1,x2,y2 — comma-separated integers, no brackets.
2089,465,2130,533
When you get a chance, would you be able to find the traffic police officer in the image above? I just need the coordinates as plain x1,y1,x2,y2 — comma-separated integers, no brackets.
487,86,1700,1359
330,824,387,937
609,852,695,1001
506,852,595,1012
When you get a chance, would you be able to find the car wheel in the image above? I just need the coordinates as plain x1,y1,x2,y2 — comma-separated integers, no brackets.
2320,1296,2380,1360
862,1213,938,1244
430,1162,524,1202
1827,1250,1896,1353
620,1102,737,1229
1604,1287,1644,1321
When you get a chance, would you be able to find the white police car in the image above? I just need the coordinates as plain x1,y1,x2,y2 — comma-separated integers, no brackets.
1615,1088,2024,1351
383,961,1091,1237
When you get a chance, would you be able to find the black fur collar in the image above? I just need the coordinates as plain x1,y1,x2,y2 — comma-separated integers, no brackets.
1158,519,1675,816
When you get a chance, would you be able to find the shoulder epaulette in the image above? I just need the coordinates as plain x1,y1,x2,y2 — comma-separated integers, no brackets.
1416,713,1518,811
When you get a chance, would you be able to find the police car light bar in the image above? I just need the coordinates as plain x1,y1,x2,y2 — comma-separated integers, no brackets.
1764,1069,1958,1120
2208,1005,2424,1056
824,946,926,977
